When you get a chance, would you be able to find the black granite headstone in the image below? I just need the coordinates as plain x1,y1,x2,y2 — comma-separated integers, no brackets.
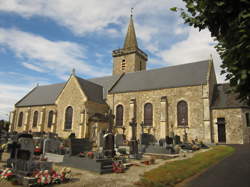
141,133,156,145
174,135,181,144
70,138,92,156
103,133,115,158
166,136,173,145
159,139,165,147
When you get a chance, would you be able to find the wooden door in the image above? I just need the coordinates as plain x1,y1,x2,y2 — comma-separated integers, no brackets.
217,118,226,143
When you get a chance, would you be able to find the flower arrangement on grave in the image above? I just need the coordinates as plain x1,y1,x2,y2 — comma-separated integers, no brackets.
0,168,14,180
87,151,94,159
32,167,72,185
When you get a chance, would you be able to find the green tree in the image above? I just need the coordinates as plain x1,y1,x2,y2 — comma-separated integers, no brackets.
171,0,250,104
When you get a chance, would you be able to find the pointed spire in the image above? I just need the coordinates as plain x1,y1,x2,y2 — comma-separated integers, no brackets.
123,12,138,49
72,68,76,76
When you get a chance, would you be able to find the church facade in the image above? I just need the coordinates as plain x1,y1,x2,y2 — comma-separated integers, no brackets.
9,16,250,144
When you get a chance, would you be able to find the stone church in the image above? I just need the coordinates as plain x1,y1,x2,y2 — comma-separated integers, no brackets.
9,16,250,144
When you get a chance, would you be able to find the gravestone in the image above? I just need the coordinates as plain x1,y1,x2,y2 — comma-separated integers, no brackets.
7,133,52,176
166,136,173,145
115,134,125,147
174,135,181,144
103,133,115,158
99,130,105,147
43,137,61,154
141,133,156,145
70,138,92,156
129,118,140,159
159,139,165,147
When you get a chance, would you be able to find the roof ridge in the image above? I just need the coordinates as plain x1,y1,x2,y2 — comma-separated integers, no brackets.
122,59,210,76
35,82,66,87
75,75,103,88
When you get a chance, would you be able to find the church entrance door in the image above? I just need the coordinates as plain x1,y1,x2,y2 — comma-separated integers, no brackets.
217,118,226,143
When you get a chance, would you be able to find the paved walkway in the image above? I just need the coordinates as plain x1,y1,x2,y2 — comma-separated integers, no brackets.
185,145,250,187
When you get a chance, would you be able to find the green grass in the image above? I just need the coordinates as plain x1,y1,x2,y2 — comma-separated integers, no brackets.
137,145,235,187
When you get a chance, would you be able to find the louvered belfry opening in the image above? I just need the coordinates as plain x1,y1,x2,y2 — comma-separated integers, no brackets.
177,100,188,126
144,103,153,126
65,106,73,130
116,105,124,126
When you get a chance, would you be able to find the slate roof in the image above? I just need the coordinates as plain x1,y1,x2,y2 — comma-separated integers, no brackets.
109,60,210,93
123,15,138,49
16,76,106,107
75,76,105,104
88,74,122,98
15,60,211,107
15,83,65,107
211,83,250,109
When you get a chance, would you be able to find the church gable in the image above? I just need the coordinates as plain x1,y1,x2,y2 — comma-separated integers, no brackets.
55,75,105,105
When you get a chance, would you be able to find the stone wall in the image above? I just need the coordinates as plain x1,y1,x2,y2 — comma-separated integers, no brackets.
212,108,244,144
241,108,250,143
13,105,56,133
112,51,147,75
55,75,87,138
107,85,209,143
55,75,108,138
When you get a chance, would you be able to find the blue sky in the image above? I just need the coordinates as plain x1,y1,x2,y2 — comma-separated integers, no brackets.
0,0,223,120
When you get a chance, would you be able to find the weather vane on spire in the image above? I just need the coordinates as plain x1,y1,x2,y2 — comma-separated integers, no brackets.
131,7,134,17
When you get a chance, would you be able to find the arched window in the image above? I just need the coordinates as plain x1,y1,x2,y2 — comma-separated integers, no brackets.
177,100,188,126
144,103,153,126
47,111,53,128
32,111,38,127
65,106,73,130
18,112,23,127
116,105,124,126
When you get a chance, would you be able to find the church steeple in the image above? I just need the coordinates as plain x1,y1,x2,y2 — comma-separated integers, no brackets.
112,13,148,75
123,15,138,49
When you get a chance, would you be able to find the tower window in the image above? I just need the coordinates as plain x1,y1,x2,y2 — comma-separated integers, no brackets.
121,59,126,71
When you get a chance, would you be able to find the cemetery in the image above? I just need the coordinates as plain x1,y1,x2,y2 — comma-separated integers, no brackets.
0,117,210,186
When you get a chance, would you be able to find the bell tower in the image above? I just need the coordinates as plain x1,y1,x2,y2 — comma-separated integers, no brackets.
112,15,148,75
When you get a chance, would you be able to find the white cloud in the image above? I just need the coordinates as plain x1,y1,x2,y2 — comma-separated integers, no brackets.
22,62,45,73
157,28,226,83
0,83,33,120
0,28,110,78
0,0,184,36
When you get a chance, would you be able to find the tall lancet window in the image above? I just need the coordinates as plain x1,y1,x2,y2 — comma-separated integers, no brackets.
32,111,38,127
144,103,153,126
18,112,23,127
65,106,73,130
177,100,188,126
47,111,53,128
116,105,124,126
